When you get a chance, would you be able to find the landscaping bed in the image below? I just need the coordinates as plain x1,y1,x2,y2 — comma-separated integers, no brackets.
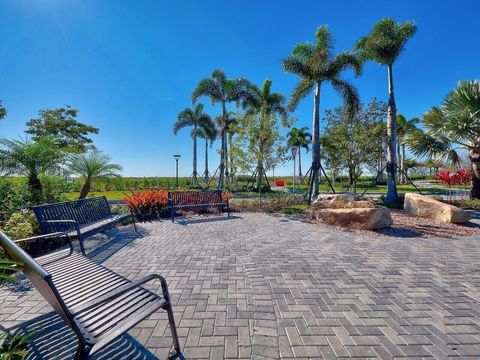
301,208,480,238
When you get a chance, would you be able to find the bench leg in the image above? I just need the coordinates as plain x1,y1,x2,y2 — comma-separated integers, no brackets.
74,344,90,360
78,237,87,256
170,206,175,223
166,302,181,359
132,216,139,234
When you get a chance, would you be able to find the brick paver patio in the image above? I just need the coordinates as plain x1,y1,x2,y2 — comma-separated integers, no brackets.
2,213,480,359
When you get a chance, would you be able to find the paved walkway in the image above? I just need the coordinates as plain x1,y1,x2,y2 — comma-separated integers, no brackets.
2,213,480,359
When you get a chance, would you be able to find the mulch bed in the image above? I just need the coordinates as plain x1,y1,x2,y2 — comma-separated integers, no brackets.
300,209,480,238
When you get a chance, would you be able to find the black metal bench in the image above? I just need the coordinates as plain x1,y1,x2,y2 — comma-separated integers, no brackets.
168,190,230,222
33,197,136,255
0,231,181,359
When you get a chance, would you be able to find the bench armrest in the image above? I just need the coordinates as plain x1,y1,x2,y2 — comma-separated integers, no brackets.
70,273,170,316
15,232,74,254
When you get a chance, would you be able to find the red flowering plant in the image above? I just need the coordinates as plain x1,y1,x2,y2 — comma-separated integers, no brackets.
436,169,472,200
124,189,169,220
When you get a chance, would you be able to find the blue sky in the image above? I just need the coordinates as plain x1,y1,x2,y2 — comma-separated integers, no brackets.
1,0,479,177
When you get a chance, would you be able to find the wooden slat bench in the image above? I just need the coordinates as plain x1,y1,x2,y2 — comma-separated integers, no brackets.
33,197,136,255
0,231,181,359
168,190,230,222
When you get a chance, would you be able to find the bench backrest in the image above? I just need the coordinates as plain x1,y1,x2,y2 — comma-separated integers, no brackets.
169,190,223,206
0,231,72,324
33,197,112,231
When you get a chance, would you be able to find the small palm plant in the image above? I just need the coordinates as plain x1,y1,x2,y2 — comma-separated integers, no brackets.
283,25,361,198
407,80,480,199
173,104,213,186
195,116,217,185
287,127,311,178
396,114,419,183
67,150,122,199
192,69,257,189
355,18,417,203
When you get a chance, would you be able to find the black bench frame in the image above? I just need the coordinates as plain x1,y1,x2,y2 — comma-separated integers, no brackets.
168,190,230,222
0,231,181,359
33,197,137,255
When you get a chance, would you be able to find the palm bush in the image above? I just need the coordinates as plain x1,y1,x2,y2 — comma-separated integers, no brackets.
67,150,122,199
407,80,480,199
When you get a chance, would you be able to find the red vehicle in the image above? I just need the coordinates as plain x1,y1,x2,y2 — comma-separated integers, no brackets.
274,180,285,187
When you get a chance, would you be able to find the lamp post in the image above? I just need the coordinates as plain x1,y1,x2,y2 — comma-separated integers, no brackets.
173,154,181,188
291,147,298,193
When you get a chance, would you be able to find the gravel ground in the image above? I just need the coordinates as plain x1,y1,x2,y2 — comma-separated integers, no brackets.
302,209,480,238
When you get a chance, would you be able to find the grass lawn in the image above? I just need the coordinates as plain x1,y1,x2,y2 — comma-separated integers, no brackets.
63,191,130,201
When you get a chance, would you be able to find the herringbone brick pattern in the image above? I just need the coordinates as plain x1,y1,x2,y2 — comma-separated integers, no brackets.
2,213,480,359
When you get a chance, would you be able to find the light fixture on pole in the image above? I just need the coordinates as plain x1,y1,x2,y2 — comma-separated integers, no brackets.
173,154,181,188
291,147,298,192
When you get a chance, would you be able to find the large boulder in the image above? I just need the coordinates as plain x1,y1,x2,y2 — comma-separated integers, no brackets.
404,193,471,224
310,193,392,229
315,207,393,230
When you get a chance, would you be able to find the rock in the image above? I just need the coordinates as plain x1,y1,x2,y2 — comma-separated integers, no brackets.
404,193,471,224
314,193,360,203
315,207,393,230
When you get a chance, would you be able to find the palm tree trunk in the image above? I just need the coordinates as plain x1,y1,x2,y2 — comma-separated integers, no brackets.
28,174,42,192
298,149,303,178
228,132,234,184
401,143,406,184
205,138,209,183
79,179,91,199
311,82,321,198
470,148,480,199
193,132,198,185
385,64,398,204
218,102,226,189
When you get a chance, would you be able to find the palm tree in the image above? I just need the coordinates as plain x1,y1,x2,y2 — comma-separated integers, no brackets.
406,80,480,199
244,80,288,189
396,114,419,183
67,150,122,199
287,127,311,178
283,25,361,198
196,116,217,184
173,103,212,185
0,137,63,192
355,18,417,203
191,69,257,189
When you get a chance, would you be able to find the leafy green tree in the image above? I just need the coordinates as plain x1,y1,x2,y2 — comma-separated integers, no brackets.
396,114,419,183
355,18,417,203
173,104,212,185
407,80,480,199
191,69,257,189
321,99,386,191
0,137,63,192
195,115,217,184
244,80,289,189
67,150,122,199
286,127,311,177
283,25,361,198
25,106,99,152
0,101,6,121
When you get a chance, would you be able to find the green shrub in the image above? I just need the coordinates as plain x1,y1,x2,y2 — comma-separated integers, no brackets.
3,211,38,240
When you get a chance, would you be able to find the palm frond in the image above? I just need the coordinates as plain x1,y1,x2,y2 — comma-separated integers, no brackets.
329,52,362,76
288,78,314,111
331,79,360,116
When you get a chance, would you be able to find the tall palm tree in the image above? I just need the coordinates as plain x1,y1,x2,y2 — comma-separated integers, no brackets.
0,137,63,192
407,80,480,199
196,116,217,184
67,150,122,199
287,127,311,178
396,114,419,183
244,80,288,189
283,25,361,198
173,103,212,185
355,18,417,203
191,69,257,189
